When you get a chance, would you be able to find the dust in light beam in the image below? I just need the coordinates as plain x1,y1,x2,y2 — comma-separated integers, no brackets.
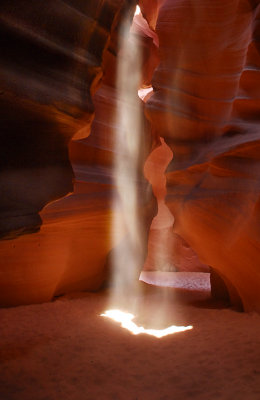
101,310,193,338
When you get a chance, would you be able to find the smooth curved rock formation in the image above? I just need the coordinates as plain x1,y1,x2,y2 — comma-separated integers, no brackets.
140,2,209,274
1,0,260,313
143,138,209,273
0,0,136,239
70,9,157,290
0,0,140,306
146,0,260,311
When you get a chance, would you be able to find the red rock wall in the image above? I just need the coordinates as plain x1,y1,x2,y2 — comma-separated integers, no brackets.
1,0,260,313
0,0,139,306
140,0,210,274
69,8,157,289
145,0,260,311
0,0,134,239
144,138,209,273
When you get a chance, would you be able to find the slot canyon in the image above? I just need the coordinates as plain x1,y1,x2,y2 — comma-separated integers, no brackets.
0,1,260,399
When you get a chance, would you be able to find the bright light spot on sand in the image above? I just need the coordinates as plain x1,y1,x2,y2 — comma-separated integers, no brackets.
101,310,193,338
135,5,141,16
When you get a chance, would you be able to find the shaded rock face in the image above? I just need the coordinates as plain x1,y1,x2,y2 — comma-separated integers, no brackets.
1,0,260,313
0,0,134,239
69,9,157,290
143,135,209,274
145,0,260,311
0,0,141,306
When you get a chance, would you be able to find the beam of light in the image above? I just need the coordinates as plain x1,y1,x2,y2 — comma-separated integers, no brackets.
110,9,144,303
135,5,141,16
101,310,193,338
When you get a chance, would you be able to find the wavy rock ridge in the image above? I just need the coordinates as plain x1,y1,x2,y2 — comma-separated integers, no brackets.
145,0,260,311
0,0,139,306
0,0,260,312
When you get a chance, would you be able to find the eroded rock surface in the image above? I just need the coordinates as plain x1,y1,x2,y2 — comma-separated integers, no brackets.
1,0,260,312
70,8,157,291
0,0,133,238
146,0,260,311
0,0,139,305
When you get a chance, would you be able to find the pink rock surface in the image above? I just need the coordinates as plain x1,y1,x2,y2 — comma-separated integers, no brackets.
145,0,260,311
144,137,209,273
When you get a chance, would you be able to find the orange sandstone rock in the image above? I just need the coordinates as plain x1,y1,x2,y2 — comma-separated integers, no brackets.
0,0,139,306
146,0,260,311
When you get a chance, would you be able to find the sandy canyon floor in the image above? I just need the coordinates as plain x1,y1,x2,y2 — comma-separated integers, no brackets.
0,272,259,400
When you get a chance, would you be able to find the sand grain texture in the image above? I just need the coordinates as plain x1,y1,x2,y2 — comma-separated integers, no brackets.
0,281,259,400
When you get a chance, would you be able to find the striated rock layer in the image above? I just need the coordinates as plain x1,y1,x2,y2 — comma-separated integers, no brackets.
69,8,157,290
0,0,139,239
140,0,210,274
144,138,209,273
146,0,260,311
1,0,260,312
0,0,141,306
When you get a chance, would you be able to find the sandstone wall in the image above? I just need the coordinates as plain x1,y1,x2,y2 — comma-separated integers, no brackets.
0,0,139,306
1,0,260,312
145,0,260,311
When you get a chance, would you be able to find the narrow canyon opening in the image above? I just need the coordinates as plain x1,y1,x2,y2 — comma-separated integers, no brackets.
103,5,234,338
103,4,236,317
134,6,230,311
141,136,216,307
